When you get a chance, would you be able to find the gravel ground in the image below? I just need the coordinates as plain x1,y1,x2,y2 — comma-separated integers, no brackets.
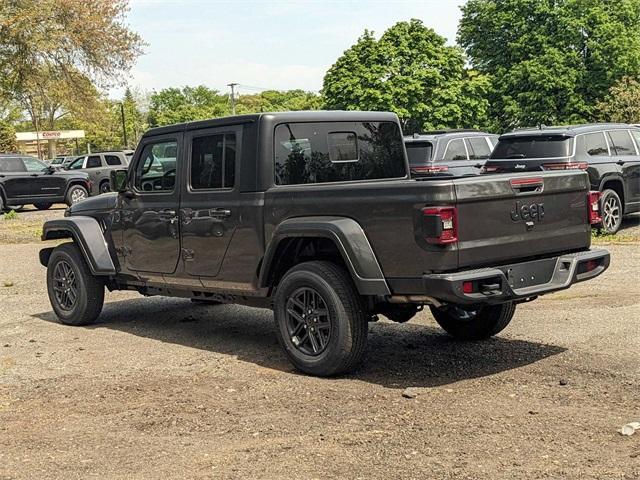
0,232,638,478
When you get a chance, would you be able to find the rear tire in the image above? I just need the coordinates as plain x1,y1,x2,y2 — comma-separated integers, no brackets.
46,242,104,326
430,302,516,340
99,181,111,194
598,189,623,234
33,202,53,210
274,261,368,376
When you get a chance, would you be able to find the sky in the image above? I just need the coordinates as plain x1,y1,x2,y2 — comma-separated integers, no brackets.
117,0,466,98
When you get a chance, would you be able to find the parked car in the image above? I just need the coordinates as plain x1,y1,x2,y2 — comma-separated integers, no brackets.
39,111,608,377
66,151,129,194
405,130,499,177
0,154,91,211
483,123,640,233
50,155,80,169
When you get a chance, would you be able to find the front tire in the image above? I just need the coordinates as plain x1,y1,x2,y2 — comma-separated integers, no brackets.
598,189,623,234
33,202,53,210
66,185,88,205
274,261,368,376
46,243,104,326
430,302,516,340
99,181,111,194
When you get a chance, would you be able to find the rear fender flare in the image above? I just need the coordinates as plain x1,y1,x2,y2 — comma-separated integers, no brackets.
40,216,116,275
260,216,390,296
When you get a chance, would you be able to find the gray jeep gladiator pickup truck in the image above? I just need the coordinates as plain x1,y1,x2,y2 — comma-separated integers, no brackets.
39,111,610,376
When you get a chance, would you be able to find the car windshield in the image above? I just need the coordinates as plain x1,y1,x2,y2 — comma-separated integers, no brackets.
405,142,433,164
491,135,573,159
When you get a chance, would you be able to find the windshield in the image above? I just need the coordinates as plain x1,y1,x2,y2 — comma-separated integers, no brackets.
491,136,573,159
405,142,433,165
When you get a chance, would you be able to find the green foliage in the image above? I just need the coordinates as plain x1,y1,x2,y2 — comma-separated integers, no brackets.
0,121,17,152
3,210,18,221
458,0,640,129
147,86,322,127
321,19,490,133
596,76,640,123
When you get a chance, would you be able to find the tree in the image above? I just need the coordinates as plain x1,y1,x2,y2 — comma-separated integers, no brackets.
236,90,321,114
458,0,640,129
147,86,229,127
0,121,17,152
596,76,640,123
322,20,490,133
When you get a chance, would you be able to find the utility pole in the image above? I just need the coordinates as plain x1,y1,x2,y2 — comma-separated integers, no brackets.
120,102,128,148
227,83,238,115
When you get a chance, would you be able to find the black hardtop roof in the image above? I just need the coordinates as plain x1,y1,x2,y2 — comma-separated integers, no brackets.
404,130,496,143
143,110,401,138
500,123,639,139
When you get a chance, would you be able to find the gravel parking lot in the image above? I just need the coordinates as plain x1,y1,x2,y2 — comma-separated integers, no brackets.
0,208,638,479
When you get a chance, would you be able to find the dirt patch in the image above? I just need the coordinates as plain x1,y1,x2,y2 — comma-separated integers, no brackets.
0,242,638,479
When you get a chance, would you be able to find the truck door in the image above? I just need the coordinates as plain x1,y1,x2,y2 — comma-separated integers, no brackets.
180,126,240,277
120,134,182,274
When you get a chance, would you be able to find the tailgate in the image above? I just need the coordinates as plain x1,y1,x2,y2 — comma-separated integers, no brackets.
454,171,591,269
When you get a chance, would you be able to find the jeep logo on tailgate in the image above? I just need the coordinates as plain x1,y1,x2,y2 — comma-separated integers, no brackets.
510,201,545,222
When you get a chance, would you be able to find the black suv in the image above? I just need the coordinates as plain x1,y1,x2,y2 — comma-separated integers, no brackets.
0,154,91,211
39,111,608,376
405,130,499,177
484,124,640,233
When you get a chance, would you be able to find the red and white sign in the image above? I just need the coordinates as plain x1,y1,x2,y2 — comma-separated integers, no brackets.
16,130,85,142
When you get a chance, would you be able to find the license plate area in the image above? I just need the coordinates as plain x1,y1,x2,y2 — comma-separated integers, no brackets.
500,257,557,289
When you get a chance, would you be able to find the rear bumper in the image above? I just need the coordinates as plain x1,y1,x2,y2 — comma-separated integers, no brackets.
422,249,610,305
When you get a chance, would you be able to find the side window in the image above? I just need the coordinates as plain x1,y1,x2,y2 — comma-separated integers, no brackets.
190,133,236,189
67,157,84,169
443,139,468,161
86,155,102,168
607,130,637,156
466,137,492,160
631,130,640,151
0,158,27,172
274,121,405,185
22,157,47,172
583,132,609,157
105,154,122,166
134,140,178,192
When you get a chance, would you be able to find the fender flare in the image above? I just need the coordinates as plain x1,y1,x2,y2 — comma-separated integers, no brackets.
40,216,116,275
598,174,625,197
259,216,390,296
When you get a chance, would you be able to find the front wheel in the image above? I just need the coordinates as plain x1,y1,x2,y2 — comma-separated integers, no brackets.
99,181,111,194
46,243,104,326
430,302,516,340
274,261,368,376
66,185,88,205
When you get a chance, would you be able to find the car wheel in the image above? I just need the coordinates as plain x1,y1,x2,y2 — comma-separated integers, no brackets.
430,302,516,340
99,181,111,194
66,185,88,205
46,242,104,326
274,261,368,377
598,189,623,234
33,203,53,210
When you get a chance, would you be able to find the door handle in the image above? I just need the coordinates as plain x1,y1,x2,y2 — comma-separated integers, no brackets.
209,208,231,218
617,160,625,166
473,163,483,168
30,173,38,177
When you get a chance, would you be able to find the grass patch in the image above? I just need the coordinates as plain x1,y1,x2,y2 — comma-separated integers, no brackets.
591,229,639,245
0,217,43,244
3,210,19,221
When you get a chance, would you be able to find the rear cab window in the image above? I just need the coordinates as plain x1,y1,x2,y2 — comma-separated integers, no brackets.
442,139,468,161
466,137,492,160
105,154,123,166
0,157,27,172
491,135,574,159
607,130,637,156
406,141,433,166
582,132,610,157
274,121,406,185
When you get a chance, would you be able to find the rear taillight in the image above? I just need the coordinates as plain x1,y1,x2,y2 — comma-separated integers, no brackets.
412,165,449,175
588,190,602,225
422,206,458,244
542,162,588,171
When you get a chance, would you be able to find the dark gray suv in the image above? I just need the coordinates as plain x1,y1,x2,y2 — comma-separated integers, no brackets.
405,130,499,177
484,124,640,234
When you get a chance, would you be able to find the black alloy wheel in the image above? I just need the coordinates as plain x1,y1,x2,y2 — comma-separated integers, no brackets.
285,286,332,356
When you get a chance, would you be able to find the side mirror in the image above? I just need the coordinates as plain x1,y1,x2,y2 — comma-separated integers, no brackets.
110,169,129,193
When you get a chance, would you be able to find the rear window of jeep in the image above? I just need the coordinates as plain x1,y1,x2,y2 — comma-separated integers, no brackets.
274,121,406,185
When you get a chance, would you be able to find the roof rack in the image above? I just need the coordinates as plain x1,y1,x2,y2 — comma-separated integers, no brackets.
413,129,481,138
